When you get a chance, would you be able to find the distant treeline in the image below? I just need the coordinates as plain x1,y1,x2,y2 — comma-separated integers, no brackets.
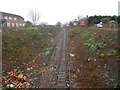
87,15,120,26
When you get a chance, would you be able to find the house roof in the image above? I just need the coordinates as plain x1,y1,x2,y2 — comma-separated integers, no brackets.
0,11,24,19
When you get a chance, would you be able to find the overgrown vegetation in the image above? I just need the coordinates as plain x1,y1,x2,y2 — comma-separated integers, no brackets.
87,15,118,26
2,26,61,75
68,26,118,88
78,27,118,57
84,38,107,54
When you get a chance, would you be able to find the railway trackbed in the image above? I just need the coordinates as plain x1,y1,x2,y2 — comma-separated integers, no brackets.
33,28,70,88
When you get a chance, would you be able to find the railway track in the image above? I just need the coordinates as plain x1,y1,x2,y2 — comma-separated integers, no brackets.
56,28,69,88
35,28,70,88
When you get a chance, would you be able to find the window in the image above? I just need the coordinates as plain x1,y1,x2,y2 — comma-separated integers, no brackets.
16,23,19,27
7,23,10,27
9,16,12,20
19,24,22,27
23,24,25,27
14,17,17,20
4,16,7,20
12,23,15,27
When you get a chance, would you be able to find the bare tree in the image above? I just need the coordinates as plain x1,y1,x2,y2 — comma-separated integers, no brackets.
28,9,40,26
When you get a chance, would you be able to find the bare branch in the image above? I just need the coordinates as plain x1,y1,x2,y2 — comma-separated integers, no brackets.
28,9,40,26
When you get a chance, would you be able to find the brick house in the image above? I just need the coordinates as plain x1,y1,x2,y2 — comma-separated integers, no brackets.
80,18,87,27
0,11,25,28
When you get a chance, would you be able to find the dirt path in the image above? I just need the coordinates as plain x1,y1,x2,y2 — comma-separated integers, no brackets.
32,28,69,88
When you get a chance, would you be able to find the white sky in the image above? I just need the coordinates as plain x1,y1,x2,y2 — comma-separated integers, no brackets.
0,0,119,25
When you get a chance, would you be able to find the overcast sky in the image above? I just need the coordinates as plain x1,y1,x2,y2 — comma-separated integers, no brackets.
0,0,119,25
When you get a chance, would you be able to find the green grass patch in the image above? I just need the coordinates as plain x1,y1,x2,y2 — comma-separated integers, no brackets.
101,49,118,57
84,37,107,54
